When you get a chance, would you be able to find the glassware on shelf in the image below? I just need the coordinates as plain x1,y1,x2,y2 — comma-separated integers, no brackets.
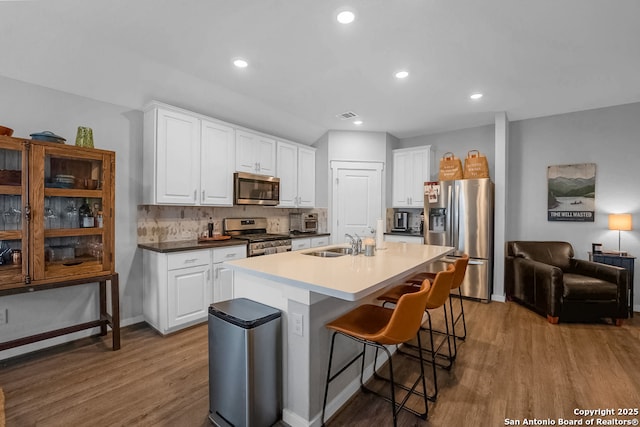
64,200,78,229
3,196,22,230
44,197,59,229
88,240,103,262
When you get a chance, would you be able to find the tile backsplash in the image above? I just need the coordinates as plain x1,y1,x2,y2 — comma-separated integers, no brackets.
137,205,328,244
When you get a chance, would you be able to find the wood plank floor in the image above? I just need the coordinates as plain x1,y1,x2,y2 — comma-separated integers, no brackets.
0,301,638,427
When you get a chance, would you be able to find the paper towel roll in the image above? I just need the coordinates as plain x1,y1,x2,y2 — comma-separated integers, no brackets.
376,218,385,249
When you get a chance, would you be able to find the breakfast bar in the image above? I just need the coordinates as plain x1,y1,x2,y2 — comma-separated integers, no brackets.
224,242,453,427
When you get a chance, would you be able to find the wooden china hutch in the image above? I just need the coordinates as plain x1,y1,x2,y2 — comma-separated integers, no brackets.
0,135,120,351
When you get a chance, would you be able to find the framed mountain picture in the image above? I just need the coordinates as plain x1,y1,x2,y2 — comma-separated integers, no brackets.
547,163,596,222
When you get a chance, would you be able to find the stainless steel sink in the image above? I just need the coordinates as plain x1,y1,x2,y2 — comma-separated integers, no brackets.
302,247,353,257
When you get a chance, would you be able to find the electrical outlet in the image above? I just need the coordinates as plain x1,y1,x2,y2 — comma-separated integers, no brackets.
0,307,8,325
292,313,303,337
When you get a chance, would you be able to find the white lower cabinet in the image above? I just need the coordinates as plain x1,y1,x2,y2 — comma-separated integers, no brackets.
291,238,311,251
167,263,210,329
214,264,235,302
310,236,330,247
384,234,424,244
212,245,246,302
143,244,246,335
291,235,330,251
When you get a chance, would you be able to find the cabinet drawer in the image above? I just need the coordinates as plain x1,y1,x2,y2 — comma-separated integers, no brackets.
310,236,329,247
384,235,424,244
292,238,311,251
167,250,210,270
212,245,247,263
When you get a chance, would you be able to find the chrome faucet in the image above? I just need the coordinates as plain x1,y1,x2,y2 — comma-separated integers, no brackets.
345,233,362,255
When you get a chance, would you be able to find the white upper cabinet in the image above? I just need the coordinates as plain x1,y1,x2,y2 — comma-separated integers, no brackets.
277,141,297,206
276,141,316,208
235,130,276,175
392,146,434,208
144,107,201,205
200,120,235,206
297,146,316,207
143,103,235,206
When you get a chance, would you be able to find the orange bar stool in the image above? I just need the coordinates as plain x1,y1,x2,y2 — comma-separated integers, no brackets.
321,280,433,426
376,264,456,401
406,255,470,353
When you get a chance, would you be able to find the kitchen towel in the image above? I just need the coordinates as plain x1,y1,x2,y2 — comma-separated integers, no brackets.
376,218,385,249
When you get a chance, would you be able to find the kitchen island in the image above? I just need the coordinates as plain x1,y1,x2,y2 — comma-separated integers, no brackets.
224,242,453,427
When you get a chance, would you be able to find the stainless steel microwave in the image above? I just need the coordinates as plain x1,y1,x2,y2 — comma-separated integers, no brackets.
234,172,280,206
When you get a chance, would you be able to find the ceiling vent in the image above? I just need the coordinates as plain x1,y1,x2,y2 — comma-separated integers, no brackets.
336,111,358,120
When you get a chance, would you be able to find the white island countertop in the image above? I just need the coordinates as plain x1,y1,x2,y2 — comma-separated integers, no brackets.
224,242,454,301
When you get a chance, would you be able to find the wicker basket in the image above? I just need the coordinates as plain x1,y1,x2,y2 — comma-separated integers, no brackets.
0,169,21,186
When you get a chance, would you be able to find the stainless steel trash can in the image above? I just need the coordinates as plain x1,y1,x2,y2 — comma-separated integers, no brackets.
208,298,281,427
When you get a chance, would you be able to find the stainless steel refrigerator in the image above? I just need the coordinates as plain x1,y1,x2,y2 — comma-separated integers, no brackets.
424,178,494,302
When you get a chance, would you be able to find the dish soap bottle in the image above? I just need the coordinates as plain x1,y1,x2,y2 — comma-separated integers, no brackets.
208,217,214,238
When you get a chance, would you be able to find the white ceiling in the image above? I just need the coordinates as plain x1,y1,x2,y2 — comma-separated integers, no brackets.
2,0,640,145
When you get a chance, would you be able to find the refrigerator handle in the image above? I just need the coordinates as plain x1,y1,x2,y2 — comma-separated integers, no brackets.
447,184,454,245
452,183,459,250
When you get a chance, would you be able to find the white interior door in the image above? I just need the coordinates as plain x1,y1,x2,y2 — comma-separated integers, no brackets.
332,162,383,244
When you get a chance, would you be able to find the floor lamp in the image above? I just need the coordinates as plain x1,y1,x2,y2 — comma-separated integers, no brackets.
608,213,632,254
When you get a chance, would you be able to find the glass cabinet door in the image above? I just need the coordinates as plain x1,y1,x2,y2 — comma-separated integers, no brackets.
30,143,113,282
0,138,26,289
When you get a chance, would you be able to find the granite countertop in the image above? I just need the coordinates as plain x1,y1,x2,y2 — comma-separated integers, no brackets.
138,238,247,253
225,242,454,301
287,232,331,239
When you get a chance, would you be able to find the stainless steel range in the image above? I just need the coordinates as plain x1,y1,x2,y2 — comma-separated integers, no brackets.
223,218,292,257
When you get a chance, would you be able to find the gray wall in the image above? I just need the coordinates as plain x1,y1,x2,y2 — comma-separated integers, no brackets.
399,124,495,181
507,102,640,263
0,76,143,359
398,102,640,309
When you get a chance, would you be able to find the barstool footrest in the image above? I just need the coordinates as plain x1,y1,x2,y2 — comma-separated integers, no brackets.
361,379,428,420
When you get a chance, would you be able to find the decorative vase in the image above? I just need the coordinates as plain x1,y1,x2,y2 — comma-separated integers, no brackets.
75,126,94,148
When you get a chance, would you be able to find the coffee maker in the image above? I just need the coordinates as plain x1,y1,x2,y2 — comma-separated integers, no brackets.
392,211,409,232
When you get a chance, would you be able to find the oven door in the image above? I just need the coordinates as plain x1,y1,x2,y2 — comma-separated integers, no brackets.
234,172,280,206
250,245,291,257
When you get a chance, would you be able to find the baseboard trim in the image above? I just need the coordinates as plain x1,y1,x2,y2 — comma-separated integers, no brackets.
492,293,507,302
0,315,145,361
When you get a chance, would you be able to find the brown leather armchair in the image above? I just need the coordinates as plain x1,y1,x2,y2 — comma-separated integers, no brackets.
505,241,628,325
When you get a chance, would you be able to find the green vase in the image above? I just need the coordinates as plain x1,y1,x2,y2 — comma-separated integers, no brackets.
75,126,94,148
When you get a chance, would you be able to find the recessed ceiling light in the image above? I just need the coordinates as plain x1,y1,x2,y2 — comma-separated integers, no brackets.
337,10,355,24
470,93,483,100
353,120,363,125
233,58,248,68
395,70,409,79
